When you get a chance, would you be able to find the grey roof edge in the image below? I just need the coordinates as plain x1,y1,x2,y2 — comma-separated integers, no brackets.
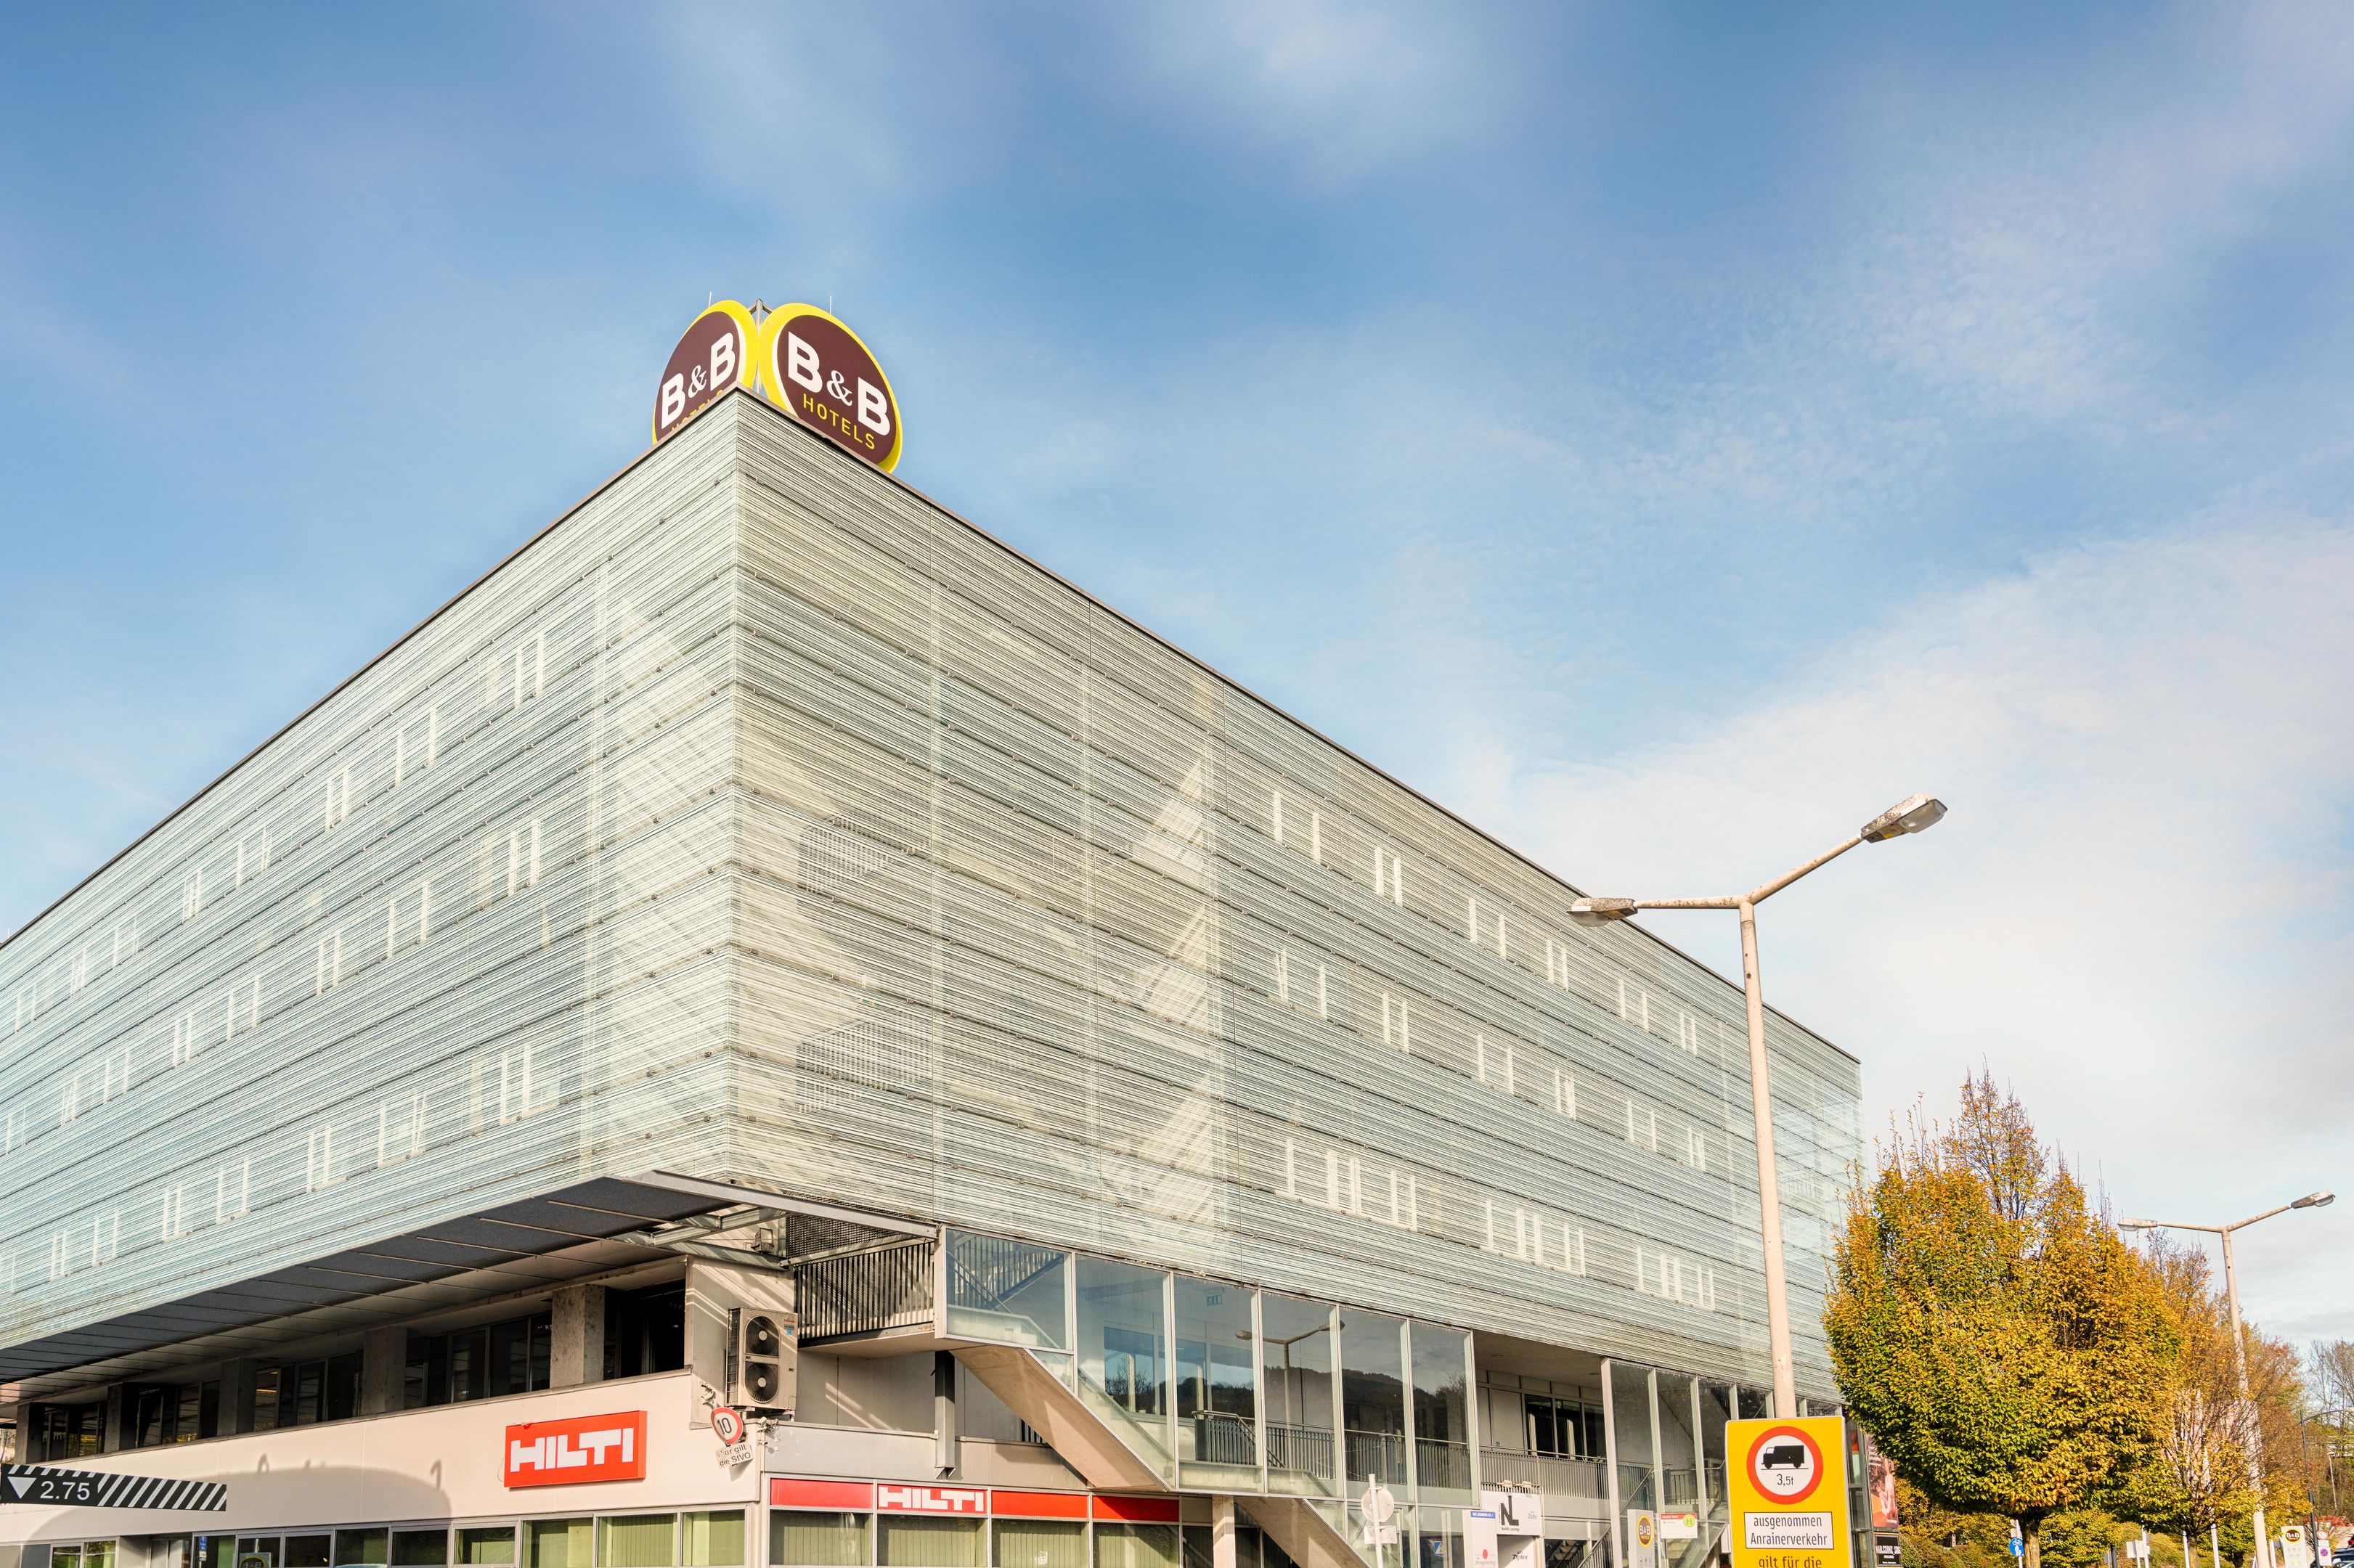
1,387,1860,1068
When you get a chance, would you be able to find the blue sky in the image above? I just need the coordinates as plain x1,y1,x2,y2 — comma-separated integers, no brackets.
4,3,2350,1344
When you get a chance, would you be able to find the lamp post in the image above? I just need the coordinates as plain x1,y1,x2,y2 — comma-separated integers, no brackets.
2120,1193,2337,1568
1568,792,1948,1418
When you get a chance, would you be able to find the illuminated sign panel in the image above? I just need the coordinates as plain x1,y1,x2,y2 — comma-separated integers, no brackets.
759,304,903,471
653,302,759,444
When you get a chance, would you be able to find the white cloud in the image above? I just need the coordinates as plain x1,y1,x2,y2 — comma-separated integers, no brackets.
1108,0,1517,188
1454,518,2354,1342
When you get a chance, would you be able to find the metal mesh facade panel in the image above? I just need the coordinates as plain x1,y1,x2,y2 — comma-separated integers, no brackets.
0,409,749,1355
0,394,1859,1393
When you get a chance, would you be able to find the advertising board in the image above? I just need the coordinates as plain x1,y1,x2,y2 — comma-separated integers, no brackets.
503,1410,648,1487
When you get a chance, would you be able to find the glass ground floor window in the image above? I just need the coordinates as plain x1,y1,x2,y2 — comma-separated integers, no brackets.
770,1512,871,1568
161,1516,743,1568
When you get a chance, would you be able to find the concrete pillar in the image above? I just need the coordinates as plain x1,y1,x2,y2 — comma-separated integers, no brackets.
101,1385,126,1453
360,1327,406,1416
219,1361,254,1436
552,1284,607,1388
1213,1498,1239,1568
934,1352,960,1477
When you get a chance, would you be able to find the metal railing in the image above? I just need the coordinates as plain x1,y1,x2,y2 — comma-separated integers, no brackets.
1481,1447,1608,1499
799,1238,935,1339
1266,1421,1336,1482
1416,1439,1472,1493
1345,1429,1409,1486
1192,1411,1260,1466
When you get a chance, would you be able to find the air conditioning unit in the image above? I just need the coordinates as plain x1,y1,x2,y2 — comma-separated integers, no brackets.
686,1260,797,1420
736,1307,795,1408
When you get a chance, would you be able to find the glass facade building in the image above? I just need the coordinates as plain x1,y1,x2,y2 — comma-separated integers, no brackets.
0,390,1860,1568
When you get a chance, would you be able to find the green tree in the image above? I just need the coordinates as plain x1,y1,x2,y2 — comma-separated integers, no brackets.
1825,1071,2183,1568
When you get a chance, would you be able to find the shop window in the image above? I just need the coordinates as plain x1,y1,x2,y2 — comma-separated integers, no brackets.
526,1522,593,1568
680,1514,743,1568
335,1530,391,1568
391,1533,450,1567
457,1530,517,1567
603,1282,685,1379
286,1538,333,1568
997,1521,1085,1568
1093,1526,1178,1568
878,1517,980,1568
598,1516,675,1568
767,1513,868,1568
404,1311,552,1407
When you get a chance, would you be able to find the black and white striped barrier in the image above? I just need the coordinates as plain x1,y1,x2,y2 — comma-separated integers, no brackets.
1,1465,229,1511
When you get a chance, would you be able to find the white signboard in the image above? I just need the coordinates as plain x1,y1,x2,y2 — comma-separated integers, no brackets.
1746,1514,1836,1551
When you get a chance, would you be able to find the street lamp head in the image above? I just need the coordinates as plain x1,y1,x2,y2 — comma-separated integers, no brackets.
2119,1218,2158,1231
1862,793,1948,843
2293,1191,2335,1210
1568,897,1638,926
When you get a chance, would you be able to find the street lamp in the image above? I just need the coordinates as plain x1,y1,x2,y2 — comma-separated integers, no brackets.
1568,792,1948,1418
2119,1193,2336,1568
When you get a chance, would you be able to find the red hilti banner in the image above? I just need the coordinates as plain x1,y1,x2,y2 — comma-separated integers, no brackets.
773,1479,879,1510
990,1491,1091,1520
1091,1495,1180,1523
504,1411,647,1487
876,1483,987,1515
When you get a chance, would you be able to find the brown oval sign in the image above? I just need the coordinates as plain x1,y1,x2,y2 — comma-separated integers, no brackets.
653,302,757,444
761,306,902,471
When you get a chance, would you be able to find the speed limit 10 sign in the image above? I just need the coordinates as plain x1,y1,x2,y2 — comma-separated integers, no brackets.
1726,1417,1853,1568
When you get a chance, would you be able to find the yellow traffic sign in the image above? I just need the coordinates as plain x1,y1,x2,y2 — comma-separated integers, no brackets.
1726,1417,1852,1568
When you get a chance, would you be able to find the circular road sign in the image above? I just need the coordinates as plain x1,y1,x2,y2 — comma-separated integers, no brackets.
711,1405,746,1446
1745,1424,1827,1506
1359,1485,1397,1524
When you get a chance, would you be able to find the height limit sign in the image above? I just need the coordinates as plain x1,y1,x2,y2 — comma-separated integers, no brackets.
1727,1417,1853,1568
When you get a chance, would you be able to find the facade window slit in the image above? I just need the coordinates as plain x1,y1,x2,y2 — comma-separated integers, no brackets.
1626,1101,1658,1152
182,871,203,922
322,766,353,831
215,1158,251,1222
1380,992,1409,1053
316,929,343,995
159,1183,187,1241
1309,810,1322,865
306,1125,337,1191
235,826,269,889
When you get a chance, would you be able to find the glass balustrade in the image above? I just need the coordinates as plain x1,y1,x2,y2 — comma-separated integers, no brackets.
1077,1255,1174,1478
1262,1292,1339,1496
934,1230,1465,1511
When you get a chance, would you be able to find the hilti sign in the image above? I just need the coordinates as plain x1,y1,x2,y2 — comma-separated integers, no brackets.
504,1412,648,1487
877,1485,986,1515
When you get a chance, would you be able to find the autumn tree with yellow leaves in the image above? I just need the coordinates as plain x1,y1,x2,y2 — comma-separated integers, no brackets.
1825,1071,2183,1568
